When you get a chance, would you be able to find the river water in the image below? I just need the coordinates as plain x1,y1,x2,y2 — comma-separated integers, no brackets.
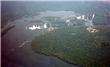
2,11,80,67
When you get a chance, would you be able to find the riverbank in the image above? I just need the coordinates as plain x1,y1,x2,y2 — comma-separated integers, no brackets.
31,26,110,67
1,16,80,67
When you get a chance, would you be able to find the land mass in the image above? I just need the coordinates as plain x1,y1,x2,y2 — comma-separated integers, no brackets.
31,25,110,67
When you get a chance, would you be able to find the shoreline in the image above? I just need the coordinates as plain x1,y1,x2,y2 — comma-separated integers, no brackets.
32,49,82,67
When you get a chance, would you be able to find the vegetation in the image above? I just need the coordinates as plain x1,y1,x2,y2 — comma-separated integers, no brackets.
31,26,110,67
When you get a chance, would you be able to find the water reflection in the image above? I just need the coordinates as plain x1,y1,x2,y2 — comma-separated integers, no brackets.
26,23,57,32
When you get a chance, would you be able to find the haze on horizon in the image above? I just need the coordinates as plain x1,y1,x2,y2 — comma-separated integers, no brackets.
1,0,109,1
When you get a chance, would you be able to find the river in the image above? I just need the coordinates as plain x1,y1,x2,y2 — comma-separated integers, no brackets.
1,12,79,67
